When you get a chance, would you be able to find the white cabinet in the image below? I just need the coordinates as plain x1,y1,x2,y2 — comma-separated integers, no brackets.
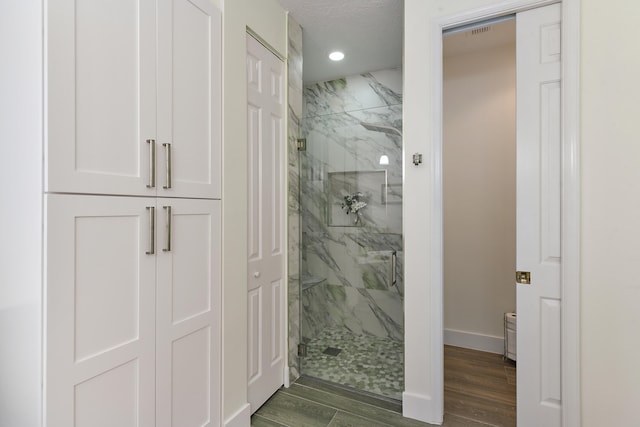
2,1,223,425
45,195,157,426
155,198,221,427
40,0,223,426
46,0,221,199
45,195,221,427
156,0,222,199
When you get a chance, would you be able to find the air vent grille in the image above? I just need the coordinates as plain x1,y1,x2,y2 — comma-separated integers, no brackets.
471,26,490,35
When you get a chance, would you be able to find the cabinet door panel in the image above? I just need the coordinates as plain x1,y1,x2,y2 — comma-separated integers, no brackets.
45,195,156,427
46,0,156,196
157,0,222,198
156,198,221,426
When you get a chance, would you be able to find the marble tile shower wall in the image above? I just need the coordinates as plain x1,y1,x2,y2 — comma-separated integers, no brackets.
287,16,303,381
300,69,404,343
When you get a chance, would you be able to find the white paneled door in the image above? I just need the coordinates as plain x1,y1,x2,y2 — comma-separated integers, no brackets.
516,4,562,426
46,0,156,196
246,35,286,413
156,198,221,427
45,195,156,426
157,0,222,199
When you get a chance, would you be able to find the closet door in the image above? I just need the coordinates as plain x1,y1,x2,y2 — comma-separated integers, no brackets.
156,198,221,427
45,194,156,427
157,0,222,199
46,0,157,196
246,34,286,412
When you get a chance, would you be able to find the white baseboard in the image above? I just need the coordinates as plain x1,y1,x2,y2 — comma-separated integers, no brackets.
402,391,442,425
444,328,503,354
224,403,251,427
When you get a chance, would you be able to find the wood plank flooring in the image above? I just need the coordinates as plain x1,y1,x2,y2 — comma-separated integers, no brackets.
252,346,516,426
444,346,516,426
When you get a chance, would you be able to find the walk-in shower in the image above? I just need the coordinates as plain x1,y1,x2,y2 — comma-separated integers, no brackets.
297,69,404,400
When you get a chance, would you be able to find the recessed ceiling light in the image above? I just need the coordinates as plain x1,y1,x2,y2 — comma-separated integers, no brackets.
329,51,345,61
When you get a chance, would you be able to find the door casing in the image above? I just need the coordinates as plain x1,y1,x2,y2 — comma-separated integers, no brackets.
402,0,581,425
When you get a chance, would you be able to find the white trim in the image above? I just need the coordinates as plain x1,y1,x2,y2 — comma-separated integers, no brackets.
223,403,251,427
428,0,580,424
431,16,444,422
283,365,291,388
444,329,504,355
402,392,441,425
283,12,290,393
560,1,581,426
439,0,558,30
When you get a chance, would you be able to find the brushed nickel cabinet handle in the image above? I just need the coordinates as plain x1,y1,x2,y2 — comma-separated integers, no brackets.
146,206,155,255
162,142,172,189
147,139,156,188
163,205,172,252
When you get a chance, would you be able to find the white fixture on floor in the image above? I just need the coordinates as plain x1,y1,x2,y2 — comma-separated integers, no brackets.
504,312,517,361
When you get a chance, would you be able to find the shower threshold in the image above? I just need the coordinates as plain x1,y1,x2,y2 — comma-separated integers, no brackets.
296,375,402,408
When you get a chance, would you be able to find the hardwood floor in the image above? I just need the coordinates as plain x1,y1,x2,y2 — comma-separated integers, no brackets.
444,346,516,426
252,345,516,426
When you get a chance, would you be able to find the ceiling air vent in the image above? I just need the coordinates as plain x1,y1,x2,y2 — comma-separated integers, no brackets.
471,26,490,35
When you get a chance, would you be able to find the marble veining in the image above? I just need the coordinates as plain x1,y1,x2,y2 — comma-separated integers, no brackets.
300,69,404,376
287,16,303,382
304,69,403,118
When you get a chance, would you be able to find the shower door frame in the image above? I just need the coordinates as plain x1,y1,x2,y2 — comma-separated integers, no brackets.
296,79,405,399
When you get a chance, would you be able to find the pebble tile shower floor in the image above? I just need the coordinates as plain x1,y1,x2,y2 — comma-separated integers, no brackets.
301,328,403,400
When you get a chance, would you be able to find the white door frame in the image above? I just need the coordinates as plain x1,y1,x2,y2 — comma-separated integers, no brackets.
423,0,580,425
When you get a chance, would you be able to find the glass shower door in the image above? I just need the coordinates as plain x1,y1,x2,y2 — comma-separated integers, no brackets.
298,71,404,400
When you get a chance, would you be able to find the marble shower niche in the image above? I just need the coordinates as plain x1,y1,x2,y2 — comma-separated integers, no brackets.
299,69,404,360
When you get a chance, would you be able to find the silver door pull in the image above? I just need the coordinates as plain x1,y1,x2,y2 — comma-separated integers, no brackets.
163,142,172,189
163,205,172,252
146,206,155,255
391,250,397,286
147,139,156,188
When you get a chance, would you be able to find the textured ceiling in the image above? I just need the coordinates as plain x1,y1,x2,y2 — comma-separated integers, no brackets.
277,0,403,84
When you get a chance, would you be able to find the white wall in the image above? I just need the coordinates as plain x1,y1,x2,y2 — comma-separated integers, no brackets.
443,41,516,348
403,1,515,422
0,1,43,426
221,0,286,425
406,0,640,425
581,1,640,425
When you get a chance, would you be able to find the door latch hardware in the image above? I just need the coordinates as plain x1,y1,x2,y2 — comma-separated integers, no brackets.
516,271,531,285
412,152,423,166
297,138,307,151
